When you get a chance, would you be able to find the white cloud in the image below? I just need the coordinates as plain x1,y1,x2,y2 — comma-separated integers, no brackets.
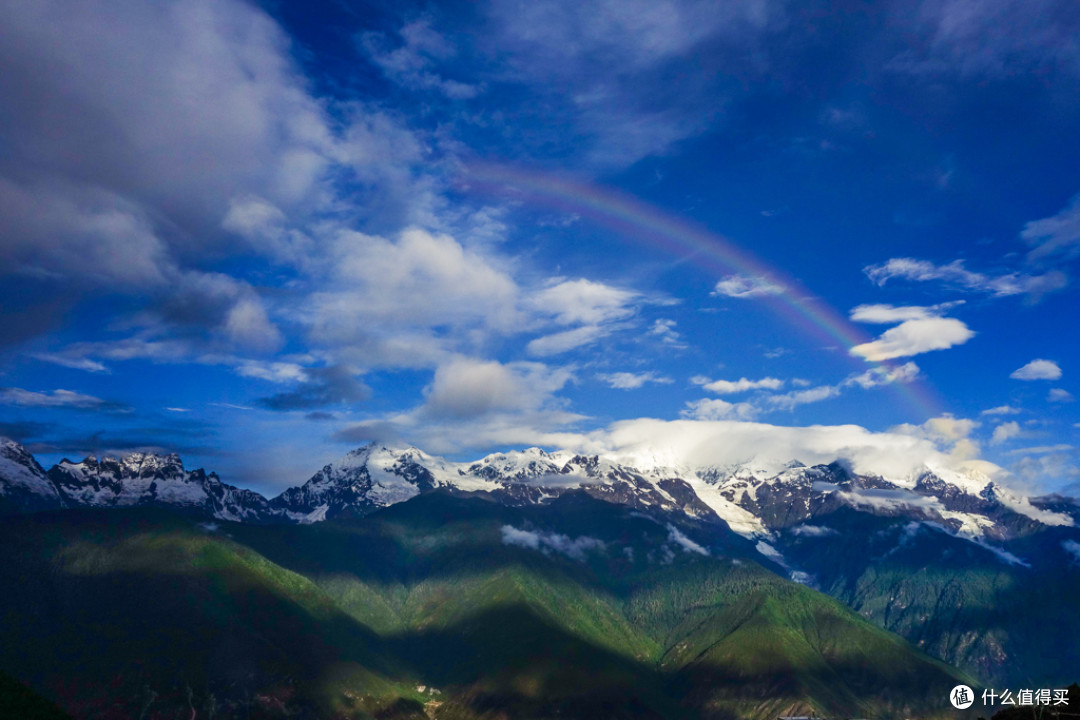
1049,388,1074,403
696,376,784,394
849,302,962,324
585,418,971,482
522,278,641,356
891,414,982,462
789,524,839,537
863,258,1066,300
982,405,1020,416
0,1,337,261
991,421,1021,445
1010,359,1062,381
0,0,446,359
1011,450,1080,493
687,363,918,420
1022,193,1080,261
765,385,842,411
845,362,921,389
649,318,686,348
711,274,784,298
850,304,974,361
527,326,611,357
597,371,673,390
422,357,573,419
851,317,974,361
681,398,758,421
500,525,605,561
236,361,308,384
0,387,126,412
30,353,108,373
531,278,638,326
221,195,312,266
304,228,521,368
666,525,709,555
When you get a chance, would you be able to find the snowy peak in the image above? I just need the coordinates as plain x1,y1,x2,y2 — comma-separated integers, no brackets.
43,450,271,522
0,438,63,512
271,443,475,521
2,440,1072,551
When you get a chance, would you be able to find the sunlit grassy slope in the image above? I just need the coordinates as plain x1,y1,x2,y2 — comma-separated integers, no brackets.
0,493,970,720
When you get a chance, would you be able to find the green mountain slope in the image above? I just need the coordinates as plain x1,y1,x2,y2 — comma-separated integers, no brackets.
0,510,425,719
775,508,1080,686
0,494,972,719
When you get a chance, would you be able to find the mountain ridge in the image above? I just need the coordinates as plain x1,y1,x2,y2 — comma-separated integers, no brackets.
2,437,1072,543
3,436,1078,689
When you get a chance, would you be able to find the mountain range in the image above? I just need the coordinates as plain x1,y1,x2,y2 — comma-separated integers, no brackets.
2,436,1078,718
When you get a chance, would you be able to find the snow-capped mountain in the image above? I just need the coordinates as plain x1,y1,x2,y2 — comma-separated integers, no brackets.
0,438,64,513
39,446,274,521
1,438,1074,554
4,436,1077,691
271,444,484,522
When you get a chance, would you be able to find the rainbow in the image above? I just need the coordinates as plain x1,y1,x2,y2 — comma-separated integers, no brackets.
459,161,943,420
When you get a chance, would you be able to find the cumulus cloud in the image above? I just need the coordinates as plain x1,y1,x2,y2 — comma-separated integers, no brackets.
850,304,974,361
711,274,784,298
422,357,573,419
1010,359,1062,381
850,318,974,361
531,278,638,326
695,376,784,394
1049,388,1074,403
328,355,586,454
849,302,963,324
863,258,1066,300
1011,449,1080,493
845,362,921,389
598,371,673,389
500,525,606,561
648,319,686,348
685,363,919,421
991,421,1021,445
892,414,981,462
305,228,520,368
0,0,365,352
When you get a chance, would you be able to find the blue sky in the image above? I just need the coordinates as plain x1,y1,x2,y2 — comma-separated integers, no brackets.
0,0,1077,495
